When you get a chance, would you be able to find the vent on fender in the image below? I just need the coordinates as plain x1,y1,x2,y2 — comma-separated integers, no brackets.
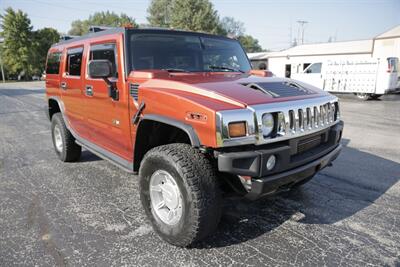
130,83,139,101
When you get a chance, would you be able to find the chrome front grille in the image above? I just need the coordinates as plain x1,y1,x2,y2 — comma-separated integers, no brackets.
216,95,340,147
286,102,336,134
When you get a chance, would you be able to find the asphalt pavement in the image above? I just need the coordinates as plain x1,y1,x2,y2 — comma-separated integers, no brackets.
0,81,399,266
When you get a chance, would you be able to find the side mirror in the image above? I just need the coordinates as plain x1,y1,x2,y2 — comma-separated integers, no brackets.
88,60,112,78
88,60,119,101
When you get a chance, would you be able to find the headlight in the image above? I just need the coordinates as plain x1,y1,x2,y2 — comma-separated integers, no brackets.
261,113,274,137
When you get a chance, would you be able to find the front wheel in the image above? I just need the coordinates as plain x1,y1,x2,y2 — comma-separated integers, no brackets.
355,93,372,101
139,143,221,247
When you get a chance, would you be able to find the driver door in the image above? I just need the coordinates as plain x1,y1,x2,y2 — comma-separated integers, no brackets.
83,39,132,160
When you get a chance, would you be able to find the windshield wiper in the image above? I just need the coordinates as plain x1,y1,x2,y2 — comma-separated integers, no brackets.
208,65,244,73
162,68,190,73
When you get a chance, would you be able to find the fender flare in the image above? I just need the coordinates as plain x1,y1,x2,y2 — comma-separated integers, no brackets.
137,114,201,147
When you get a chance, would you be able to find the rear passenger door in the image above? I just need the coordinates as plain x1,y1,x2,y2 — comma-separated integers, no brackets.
83,41,132,160
60,46,89,139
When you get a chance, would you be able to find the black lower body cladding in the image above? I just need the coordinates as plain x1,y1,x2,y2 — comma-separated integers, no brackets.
218,121,344,199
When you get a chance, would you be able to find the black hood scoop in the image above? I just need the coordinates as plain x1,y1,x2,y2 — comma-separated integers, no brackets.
242,81,315,98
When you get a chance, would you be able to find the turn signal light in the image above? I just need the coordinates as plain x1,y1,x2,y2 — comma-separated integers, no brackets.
228,121,247,138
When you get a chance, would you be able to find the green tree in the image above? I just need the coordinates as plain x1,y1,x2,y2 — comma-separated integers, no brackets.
147,0,174,28
32,28,60,74
147,0,223,34
68,11,138,36
220,17,245,37
0,8,33,78
238,35,264,53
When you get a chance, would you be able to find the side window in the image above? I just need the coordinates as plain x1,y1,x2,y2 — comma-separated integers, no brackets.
66,47,83,76
305,63,322,74
89,43,117,77
46,52,61,74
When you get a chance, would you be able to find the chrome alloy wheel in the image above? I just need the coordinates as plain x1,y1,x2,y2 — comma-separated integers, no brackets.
149,170,183,225
53,125,63,153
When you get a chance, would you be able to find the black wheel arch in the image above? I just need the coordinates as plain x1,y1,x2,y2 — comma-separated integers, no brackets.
134,115,201,172
48,97,62,120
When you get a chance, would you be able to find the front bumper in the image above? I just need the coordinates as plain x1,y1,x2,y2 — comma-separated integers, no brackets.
217,121,343,200
246,144,341,200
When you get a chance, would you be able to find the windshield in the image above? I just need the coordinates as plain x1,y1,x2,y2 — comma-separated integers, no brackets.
128,32,251,73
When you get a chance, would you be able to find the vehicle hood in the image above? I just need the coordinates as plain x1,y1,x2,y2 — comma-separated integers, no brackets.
139,72,328,108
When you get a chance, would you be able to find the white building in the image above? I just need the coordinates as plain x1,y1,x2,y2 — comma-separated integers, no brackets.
249,25,400,78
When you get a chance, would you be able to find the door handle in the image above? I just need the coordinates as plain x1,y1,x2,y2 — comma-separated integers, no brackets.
60,82,67,90
85,85,93,96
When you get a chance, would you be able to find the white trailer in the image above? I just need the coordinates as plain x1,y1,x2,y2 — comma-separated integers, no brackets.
291,57,399,100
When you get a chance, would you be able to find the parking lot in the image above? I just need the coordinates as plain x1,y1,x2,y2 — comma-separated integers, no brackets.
0,81,399,266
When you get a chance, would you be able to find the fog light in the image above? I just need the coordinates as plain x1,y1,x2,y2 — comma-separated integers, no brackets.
266,155,276,171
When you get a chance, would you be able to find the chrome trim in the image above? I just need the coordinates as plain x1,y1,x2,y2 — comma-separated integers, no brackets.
216,108,256,146
216,95,340,147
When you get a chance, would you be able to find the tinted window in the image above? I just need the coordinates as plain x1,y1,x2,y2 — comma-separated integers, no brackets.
89,43,117,77
306,63,322,74
66,47,83,76
128,33,251,73
46,52,61,74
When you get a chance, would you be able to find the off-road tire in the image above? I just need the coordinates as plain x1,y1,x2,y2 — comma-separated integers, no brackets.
51,113,81,162
139,143,222,247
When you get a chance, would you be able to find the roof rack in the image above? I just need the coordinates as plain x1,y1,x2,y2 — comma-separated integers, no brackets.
60,35,78,41
89,26,116,33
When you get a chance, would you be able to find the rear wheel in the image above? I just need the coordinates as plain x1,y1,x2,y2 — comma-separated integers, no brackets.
370,94,382,100
51,113,81,162
139,143,221,247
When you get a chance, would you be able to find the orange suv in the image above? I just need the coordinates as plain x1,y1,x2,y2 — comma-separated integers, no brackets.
45,27,343,247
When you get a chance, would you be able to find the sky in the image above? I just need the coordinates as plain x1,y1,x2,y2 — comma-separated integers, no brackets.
1,0,399,51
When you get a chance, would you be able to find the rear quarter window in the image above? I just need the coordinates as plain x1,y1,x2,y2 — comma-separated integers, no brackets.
46,52,62,74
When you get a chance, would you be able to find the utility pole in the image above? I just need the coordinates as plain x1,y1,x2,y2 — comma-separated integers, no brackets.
297,20,308,44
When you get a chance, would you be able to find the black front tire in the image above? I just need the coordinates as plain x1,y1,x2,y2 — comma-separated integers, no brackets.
51,113,81,162
139,143,222,247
